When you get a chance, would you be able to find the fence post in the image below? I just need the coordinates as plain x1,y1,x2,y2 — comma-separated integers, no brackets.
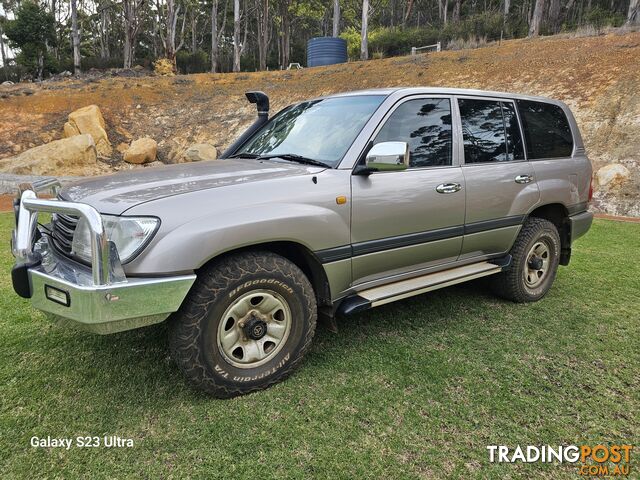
411,47,417,56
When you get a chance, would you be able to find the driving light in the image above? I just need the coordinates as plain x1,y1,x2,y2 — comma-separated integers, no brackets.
72,215,159,264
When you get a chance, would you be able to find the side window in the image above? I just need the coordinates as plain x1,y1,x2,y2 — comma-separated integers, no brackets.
374,98,452,168
459,99,508,163
502,102,525,161
517,100,573,159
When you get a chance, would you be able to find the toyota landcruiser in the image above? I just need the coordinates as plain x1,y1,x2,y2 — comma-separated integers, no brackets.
11,88,593,397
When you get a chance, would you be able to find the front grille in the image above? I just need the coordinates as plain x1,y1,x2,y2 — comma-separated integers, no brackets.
51,211,78,255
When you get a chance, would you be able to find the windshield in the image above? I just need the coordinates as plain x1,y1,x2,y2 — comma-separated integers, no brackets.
235,95,386,167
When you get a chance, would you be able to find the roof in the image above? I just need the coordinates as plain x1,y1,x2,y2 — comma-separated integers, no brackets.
323,87,562,105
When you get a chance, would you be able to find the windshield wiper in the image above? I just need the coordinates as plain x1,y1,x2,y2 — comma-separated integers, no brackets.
255,153,330,168
227,152,261,159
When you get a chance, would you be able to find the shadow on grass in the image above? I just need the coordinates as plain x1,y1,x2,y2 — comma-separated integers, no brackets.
20,280,500,405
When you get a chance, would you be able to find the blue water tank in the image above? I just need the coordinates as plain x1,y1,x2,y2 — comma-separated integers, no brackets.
307,37,348,68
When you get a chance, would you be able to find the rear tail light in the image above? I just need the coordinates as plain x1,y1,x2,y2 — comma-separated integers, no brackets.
588,176,594,203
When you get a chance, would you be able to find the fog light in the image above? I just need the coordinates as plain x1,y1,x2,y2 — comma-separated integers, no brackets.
45,285,70,307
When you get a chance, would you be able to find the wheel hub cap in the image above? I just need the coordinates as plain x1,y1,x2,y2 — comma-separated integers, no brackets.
524,241,550,288
216,289,292,369
243,316,268,340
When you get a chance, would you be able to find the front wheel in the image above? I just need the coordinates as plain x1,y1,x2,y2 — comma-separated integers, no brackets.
491,217,561,303
169,251,317,398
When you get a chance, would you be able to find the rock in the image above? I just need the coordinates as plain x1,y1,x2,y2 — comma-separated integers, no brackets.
124,138,157,164
0,134,97,176
63,105,112,157
116,142,130,154
182,143,218,162
596,164,631,189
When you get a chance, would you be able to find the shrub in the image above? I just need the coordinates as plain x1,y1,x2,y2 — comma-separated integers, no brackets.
153,58,175,76
177,50,209,74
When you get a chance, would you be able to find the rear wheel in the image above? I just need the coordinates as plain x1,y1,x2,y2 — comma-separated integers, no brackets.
169,251,317,398
491,218,561,303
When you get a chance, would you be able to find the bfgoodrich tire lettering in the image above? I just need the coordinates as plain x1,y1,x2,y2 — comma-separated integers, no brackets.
169,251,317,398
491,217,561,303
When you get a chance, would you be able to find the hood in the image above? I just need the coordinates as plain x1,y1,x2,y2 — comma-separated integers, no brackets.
61,159,324,215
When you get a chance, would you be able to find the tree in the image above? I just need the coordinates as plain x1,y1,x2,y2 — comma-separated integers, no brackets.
528,0,545,36
360,0,368,60
277,0,290,69
628,0,639,24
123,0,145,68
255,0,271,70
70,0,81,74
157,0,186,69
5,1,57,80
210,0,227,72
233,0,240,71
332,0,339,36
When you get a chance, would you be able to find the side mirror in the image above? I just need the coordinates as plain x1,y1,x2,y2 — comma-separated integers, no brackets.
365,142,409,172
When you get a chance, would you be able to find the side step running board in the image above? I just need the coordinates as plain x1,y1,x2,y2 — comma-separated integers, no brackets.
338,256,511,315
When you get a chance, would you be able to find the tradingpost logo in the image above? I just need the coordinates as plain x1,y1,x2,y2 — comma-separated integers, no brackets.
487,444,634,476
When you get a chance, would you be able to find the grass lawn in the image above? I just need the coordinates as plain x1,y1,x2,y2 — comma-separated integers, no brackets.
0,213,638,479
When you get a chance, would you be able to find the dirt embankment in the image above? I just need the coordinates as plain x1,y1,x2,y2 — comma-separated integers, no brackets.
1,31,639,216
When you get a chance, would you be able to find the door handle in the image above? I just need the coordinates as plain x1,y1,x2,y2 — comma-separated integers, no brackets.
436,183,462,194
515,174,533,184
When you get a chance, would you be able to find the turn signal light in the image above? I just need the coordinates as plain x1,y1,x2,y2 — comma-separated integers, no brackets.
588,176,594,203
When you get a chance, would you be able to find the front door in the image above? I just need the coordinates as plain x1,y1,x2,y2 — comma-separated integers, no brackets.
351,96,466,286
456,96,540,259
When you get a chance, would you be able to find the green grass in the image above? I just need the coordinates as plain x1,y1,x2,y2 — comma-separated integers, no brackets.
0,213,638,479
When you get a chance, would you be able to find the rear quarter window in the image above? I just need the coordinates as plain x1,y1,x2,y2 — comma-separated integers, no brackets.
517,100,574,159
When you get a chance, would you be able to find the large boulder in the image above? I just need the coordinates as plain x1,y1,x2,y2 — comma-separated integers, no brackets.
596,164,631,189
63,105,112,157
0,134,97,176
124,138,157,164
182,143,218,162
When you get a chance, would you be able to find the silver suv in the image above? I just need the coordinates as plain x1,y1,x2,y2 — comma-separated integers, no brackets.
11,88,593,397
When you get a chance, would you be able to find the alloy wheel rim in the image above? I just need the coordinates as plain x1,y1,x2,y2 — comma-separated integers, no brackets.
217,289,292,369
524,241,550,288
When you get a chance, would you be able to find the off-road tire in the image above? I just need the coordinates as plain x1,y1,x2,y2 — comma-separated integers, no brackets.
491,218,561,303
169,251,317,398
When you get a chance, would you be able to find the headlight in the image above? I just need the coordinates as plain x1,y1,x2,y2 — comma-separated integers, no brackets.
71,215,160,264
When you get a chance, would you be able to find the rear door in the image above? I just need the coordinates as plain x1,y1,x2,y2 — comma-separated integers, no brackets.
456,96,540,259
350,96,466,286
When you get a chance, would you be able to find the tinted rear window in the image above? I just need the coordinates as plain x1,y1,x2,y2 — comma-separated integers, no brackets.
517,100,573,159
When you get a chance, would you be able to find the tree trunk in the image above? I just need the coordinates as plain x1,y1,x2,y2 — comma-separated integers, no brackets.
191,10,197,53
123,0,143,68
71,0,81,75
628,0,640,24
124,33,133,68
444,0,449,24
255,0,270,71
233,0,241,72
280,1,290,69
528,0,545,36
548,0,561,33
160,0,183,70
99,4,110,60
333,0,340,36
404,0,414,24
453,0,461,22
37,52,44,81
211,0,219,72
504,0,510,15
360,0,369,60
0,22,6,68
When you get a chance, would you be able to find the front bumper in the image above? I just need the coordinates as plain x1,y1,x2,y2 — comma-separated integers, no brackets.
11,185,196,334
